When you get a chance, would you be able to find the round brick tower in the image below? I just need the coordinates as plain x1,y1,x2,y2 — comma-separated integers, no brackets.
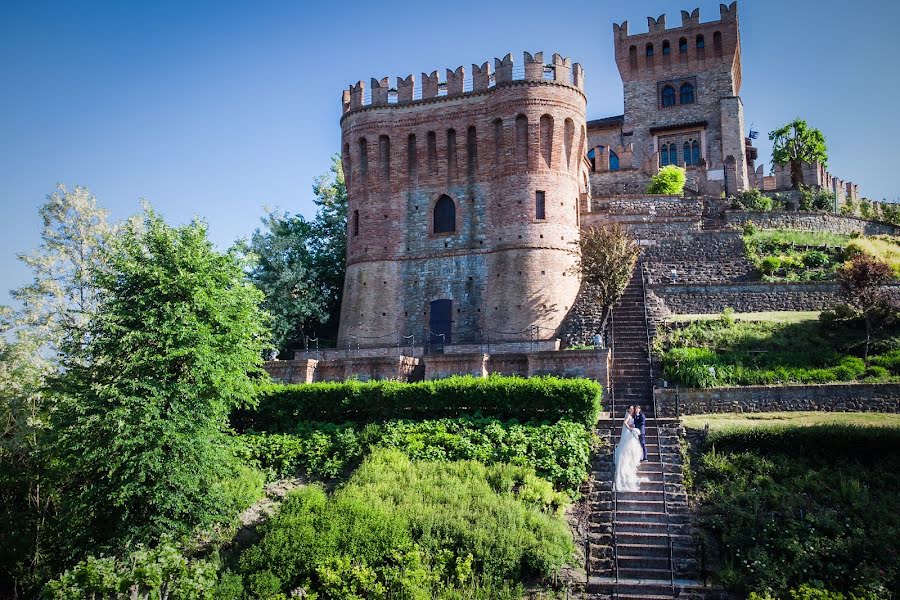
337,51,589,349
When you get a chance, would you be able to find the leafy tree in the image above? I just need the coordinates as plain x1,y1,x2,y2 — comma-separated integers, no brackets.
573,224,640,335
51,209,270,558
836,254,897,362
246,155,347,356
647,165,687,195
2,185,114,595
11,184,115,359
769,119,828,189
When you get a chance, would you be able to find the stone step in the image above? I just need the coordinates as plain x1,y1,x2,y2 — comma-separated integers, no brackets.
615,510,690,524
617,555,671,570
616,542,672,558
615,531,694,546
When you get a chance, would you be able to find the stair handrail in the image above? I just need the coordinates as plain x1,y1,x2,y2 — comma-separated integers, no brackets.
609,306,619,599
641,262,677,597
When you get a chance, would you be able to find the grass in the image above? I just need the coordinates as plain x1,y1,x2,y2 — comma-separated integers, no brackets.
668,311,820,324
682,411,900,432
656,315,900,387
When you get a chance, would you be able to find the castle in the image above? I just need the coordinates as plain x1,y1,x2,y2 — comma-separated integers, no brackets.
334,1,860,353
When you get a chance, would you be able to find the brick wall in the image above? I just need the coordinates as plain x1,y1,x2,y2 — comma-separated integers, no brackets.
654,383,900,417
724,211,900,236
264,356,421,383
424,349,610,389
338,52,588,349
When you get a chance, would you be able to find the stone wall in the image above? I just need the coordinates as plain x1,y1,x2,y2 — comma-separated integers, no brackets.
642,230,755,285
651,282,841,314
424,349,610,389
264,356,421,383
654,383,900,417
724,211,900,236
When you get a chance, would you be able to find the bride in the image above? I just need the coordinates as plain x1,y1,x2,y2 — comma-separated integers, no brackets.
613,406,648,492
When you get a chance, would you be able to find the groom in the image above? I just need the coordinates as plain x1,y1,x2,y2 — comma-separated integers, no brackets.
633,405,647,462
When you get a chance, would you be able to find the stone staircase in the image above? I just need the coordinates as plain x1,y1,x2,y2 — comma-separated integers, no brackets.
586,265,708,599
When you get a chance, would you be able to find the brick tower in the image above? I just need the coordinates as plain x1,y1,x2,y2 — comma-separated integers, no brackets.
337,52,590,349
613,1,748,194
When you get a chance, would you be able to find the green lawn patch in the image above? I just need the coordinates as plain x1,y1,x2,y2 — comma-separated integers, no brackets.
668,311,821,324
234,449,573,599
742,228,900,282
656,315,900,387
682,411,900,432
690,424,900,598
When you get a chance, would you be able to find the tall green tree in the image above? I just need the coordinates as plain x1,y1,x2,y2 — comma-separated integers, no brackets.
2,185,115,595
51,209,270,558
246,155,347,355
769,119,828,189
836,254,897,362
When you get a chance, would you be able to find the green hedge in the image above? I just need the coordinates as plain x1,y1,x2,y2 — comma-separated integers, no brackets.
234,376,602,431
703,423,900,460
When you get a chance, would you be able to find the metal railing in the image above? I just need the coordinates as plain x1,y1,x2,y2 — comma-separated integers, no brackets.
642,262,676,597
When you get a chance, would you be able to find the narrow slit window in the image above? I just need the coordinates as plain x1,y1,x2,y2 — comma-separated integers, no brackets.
535,190,546,220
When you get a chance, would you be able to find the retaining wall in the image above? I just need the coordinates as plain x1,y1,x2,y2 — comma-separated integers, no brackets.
655,383,900,416
724,211,900,236
651,282,841,314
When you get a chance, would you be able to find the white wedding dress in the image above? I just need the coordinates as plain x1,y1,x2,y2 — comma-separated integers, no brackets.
613,415,648,492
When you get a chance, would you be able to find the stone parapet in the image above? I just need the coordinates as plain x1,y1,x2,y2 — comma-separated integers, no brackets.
655,383,900,417
264,356,421,383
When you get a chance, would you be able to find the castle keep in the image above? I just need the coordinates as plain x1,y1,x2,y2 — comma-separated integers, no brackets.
338,52,589,348
334,1,861,352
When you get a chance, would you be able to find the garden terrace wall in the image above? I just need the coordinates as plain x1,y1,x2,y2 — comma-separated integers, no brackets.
642,230,756,285
654,383,900,417
723,211,900,236
264,356,421,383
651,282,841,314
424,349,610,389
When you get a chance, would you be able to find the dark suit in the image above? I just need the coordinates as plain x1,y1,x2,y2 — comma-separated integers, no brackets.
633,411,647,461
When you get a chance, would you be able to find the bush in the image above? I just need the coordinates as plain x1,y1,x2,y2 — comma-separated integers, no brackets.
647,165,687,195
233,417,595,496
44,540,220,599
236,450,573,598
693,426,900,596
236,376,603,431
734,189,774,212
760,256,781,275
802,250,829,268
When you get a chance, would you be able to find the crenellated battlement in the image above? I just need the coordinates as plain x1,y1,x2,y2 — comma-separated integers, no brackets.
614,2,738,40
341,51,585,114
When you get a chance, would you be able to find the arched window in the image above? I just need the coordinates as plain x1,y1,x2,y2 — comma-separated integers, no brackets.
696,34,705,49
691,140,700,165
646,43,654,57
679,37,688,53
587,148,596,171
609,150,620,171
515,114,528,169
661,85,676,107
662,40,671,55
629,45,638,71
683,142,693,166
433,195,456,234
713,31,723,56
660,144,669,167
680,82,695,104
669,143,678,165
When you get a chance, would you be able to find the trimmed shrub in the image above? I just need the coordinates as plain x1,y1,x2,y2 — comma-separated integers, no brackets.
235,376,602,431
232,417,595,496
647,165,687,195
760,256,781,276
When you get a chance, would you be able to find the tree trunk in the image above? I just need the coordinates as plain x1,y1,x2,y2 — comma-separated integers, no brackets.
790,160,804,189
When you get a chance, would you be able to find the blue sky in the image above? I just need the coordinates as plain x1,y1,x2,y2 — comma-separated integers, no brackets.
2,0,898,302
